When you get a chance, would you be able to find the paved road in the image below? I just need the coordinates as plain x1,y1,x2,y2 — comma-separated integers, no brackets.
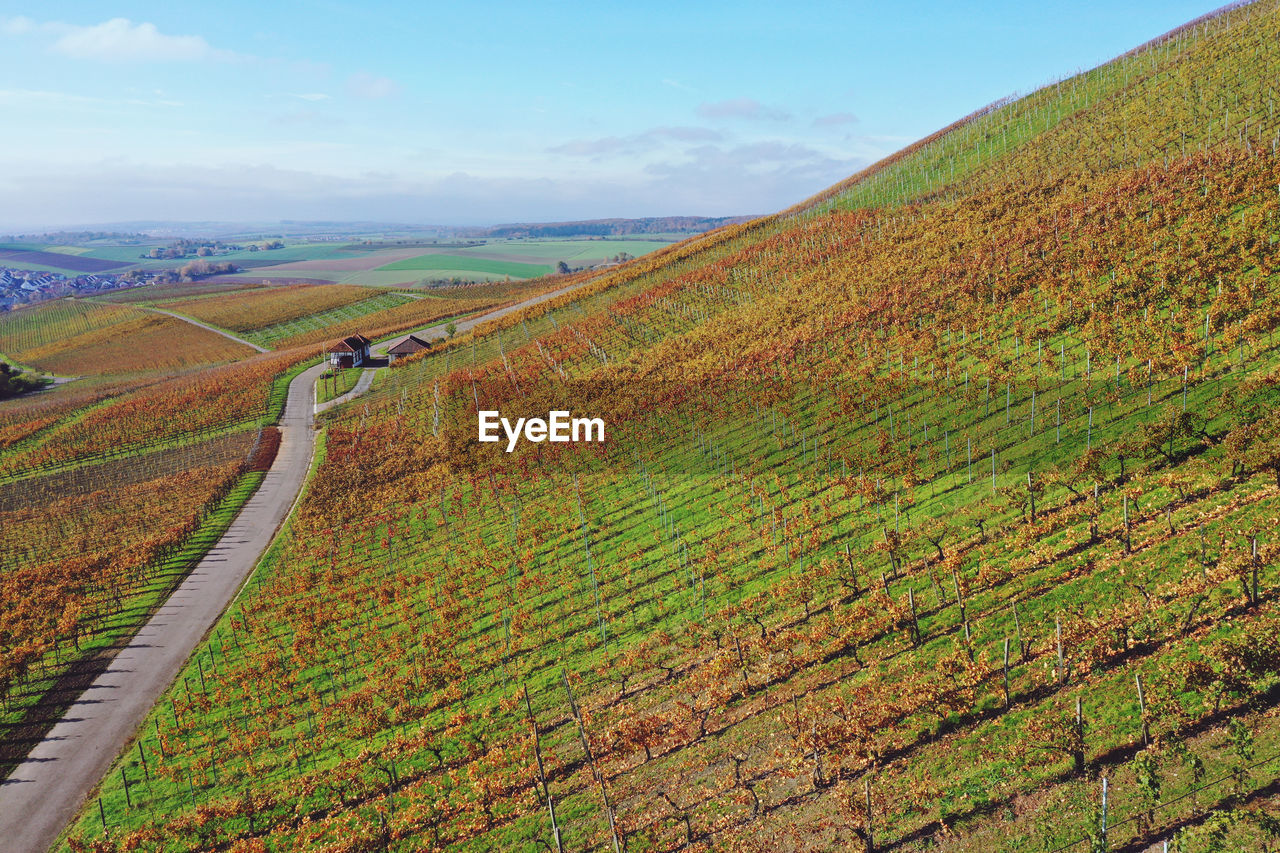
0,278,589,852
138,307,269,353
0,361,325,853
376,279,583,352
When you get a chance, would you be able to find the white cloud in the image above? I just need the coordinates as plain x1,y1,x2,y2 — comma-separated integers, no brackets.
346,71,399,99
289,93,330,102
47,18,230,62
0,88,182,109
0,152,868,228
696,98,791,122
813,112,859,127
549,125,724,159
2,15,38,35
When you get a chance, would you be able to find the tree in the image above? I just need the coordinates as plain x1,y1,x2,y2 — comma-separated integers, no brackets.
556,261,571,275
0,362,40,399
446,322,458,339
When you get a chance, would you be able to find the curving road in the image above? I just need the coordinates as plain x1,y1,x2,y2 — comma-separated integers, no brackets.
0,278,589,853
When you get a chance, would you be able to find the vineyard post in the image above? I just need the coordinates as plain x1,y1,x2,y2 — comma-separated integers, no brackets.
1075,695,1086,774
1002,638,1011,708
524,685,563,853
1013,600,1027,662
991,447,996,494
1056,616,1065,684
908,588,921,646
1123,496,1131,555
98,796,106,836
967,437,972,483
1027,471,1036,522
1251,536,1259,606
1101,776,1109,851
1088,407,1093,451
1136,672,1150,747
1056,399,1061,444
844,543,859,593
121,766,131,809
864,775,874,853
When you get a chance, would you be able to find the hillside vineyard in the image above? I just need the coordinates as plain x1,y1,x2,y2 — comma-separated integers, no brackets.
0,0,1272,851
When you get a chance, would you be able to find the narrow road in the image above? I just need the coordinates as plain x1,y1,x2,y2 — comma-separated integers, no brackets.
0,361,324,853
0,277,591,852
381,278,583,349
138,306,269,353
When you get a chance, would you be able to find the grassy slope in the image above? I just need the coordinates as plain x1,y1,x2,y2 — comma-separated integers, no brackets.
57,2,1280,852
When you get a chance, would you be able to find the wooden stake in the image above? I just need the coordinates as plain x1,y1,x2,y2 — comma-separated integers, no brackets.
1002,638,1011,709
1056,616,1065,684
1135,673,1150,747
864,776,874,853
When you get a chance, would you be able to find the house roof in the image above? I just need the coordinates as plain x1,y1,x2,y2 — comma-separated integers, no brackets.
387,334,430,355
327,334,372,353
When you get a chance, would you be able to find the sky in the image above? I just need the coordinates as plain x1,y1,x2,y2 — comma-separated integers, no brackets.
0,1,1225,229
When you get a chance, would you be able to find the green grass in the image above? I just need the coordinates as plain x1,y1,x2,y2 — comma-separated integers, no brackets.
315,367,364,404
457,238,674,260
374,254,552,278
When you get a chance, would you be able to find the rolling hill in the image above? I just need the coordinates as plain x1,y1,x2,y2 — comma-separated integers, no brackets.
46,1,1280,851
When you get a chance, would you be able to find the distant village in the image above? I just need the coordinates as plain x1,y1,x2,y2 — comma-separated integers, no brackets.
0,263,238,311
0,267,146,311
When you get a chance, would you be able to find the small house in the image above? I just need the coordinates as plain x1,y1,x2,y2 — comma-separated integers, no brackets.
386,334,431,362
327,334,372,368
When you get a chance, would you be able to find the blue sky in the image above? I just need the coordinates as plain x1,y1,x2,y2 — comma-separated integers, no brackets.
0,1,1221,229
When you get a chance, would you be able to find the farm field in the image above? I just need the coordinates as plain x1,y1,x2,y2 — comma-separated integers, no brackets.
0,247,126,274
0,300,254,376
449,238,676,263
46,4,1280,852
245,238,678,286
373,254,552,278
0,348,313,478
158,284,379,333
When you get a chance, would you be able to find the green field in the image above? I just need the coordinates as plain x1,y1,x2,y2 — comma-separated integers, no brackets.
455,238,675,261
374,253,552,278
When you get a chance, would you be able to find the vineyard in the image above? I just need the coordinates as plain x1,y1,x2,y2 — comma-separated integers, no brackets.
0,299,254,376
159,284,379,334
44,2,1280,850
0,348,314,479
0,345,316,785
0,430,265,773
